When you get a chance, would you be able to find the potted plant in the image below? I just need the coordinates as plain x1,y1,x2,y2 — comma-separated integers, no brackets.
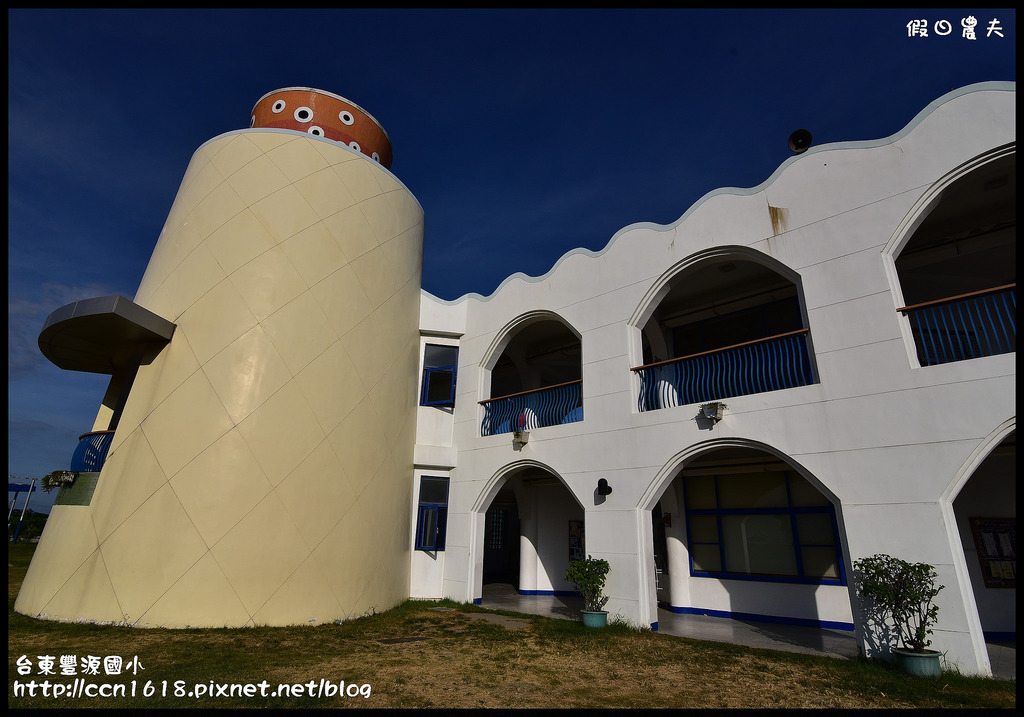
853,553,945,676
41,470,78,493
565,555,610,627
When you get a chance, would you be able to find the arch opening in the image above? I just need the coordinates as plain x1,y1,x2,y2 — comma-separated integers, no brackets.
648,445,854,631
480,316,583,435
632,252,815,412
951,430,1016,667
476,463,586,615
893,151,1015,366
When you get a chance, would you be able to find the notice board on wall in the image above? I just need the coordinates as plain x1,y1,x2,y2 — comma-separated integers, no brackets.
568,520,584,562
969,517,1016,588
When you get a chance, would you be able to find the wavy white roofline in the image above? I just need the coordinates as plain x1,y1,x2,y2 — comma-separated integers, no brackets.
423,80,1015,307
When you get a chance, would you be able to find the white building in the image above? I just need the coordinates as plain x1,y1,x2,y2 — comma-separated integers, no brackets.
19,82,1014,677
410,81,1015,677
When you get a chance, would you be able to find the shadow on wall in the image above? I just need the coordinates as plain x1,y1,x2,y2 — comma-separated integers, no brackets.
851,568,897,659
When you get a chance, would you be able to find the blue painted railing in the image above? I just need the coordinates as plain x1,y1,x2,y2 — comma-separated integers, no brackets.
633,329,814,412
70,430,115,472
481,380,583,436
899,284,1015,367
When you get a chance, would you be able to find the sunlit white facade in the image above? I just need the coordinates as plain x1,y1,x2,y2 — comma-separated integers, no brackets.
411,82,1015,677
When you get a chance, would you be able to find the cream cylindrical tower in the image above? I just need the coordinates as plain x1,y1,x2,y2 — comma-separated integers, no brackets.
17,88,423,627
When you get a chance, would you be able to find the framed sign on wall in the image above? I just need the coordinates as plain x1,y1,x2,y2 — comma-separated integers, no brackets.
969,517,1016,588
569,520,584,562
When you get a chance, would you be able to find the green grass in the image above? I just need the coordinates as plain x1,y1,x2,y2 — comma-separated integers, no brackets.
8,542,1015,709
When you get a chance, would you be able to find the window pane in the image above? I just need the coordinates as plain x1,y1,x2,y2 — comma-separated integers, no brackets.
424,344,458,369
722,514,797,576
683,461,844,584
418,506,438,549
488,509,505,550
691,544,722,573
423,368,455,404
434,507,447,551
795,513,834,545
684,475,717,509
801,546,839,578
718,471,788,509
416,476,449,552
420,476,449,504
689,515,719,543
788,473,830,507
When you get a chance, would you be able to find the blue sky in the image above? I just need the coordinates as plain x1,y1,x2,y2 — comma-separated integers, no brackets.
8,9,1015,510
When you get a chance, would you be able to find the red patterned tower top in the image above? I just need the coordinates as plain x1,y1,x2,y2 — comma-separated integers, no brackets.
251,87,393,169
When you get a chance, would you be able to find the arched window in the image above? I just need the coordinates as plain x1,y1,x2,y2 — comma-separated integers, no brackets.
682,449,844,585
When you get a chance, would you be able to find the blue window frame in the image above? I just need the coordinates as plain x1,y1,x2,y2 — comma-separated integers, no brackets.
421,344,458,407
684,469,845,585
415,476,449,551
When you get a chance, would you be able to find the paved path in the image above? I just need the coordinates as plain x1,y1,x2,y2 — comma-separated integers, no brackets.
478,582,1014,680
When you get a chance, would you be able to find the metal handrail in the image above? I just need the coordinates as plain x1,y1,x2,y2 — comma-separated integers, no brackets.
70,430,116,473
634,330,814,411
78,429,115,441
630,329,811,372
480,380,583,435
899,284,1015,366
479,379,583,405
896,283,1015,313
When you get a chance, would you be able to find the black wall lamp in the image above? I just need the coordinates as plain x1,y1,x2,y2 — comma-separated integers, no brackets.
597,478,612,496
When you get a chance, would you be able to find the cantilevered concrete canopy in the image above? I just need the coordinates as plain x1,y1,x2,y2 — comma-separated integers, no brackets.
38,296,176,374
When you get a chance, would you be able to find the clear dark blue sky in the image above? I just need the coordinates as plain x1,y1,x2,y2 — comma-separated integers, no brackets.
8,9,1015,509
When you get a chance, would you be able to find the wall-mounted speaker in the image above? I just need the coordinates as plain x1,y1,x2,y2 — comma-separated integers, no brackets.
788,129,812,154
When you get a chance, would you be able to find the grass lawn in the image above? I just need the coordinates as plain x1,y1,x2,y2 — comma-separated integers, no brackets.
8,542,1015,709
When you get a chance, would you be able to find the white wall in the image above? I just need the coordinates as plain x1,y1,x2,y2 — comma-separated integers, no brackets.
409,469,449,599
530,482,584,592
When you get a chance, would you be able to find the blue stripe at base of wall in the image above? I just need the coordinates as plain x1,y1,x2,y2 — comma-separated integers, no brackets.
475,591,575,602
651,622,658,632
984,631,1015,642
517,589,578,597
665,605,854,631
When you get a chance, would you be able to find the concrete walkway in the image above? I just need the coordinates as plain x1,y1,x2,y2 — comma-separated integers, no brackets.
479,583,1014,680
